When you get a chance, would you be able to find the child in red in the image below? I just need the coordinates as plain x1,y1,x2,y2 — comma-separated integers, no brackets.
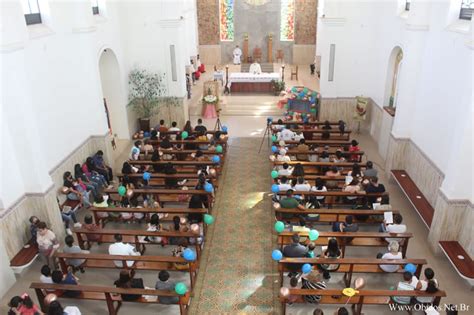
349,140,360,162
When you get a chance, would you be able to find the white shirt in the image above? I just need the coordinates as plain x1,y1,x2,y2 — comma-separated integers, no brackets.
40,275,53,284
279,183,292,192
278,129,295,141
311,186,327,200
385,224,407,242
168,127,180,140
294,183,311,192
108,242,140,267
64,306,82,315
278,168,293,176
294,133,304,142
416,279,438,303
249,63,262,74
379,252,403,272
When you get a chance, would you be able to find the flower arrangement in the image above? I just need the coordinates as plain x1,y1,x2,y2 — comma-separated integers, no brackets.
202,88,218,105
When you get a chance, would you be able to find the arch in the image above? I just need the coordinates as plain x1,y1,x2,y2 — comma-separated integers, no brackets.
98,48,130,138
383,46,404,109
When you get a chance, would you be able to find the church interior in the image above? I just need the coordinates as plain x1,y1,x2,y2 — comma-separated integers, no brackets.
1,0,473,314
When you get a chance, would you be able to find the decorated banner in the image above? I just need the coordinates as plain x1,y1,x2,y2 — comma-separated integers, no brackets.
354,96,368,121
219,0,234,41
280,0,295,41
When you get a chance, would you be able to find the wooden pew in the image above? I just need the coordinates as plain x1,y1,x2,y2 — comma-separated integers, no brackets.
284,149,364,157
278,257,427,287
439,241,474,287
275,191,388,206
275,139,351,146
55,253,198,289
104,188,213,210
391,170,434,228
272,121,342,126
148,139,228,150
273,134,351,141
31,283,191,315
158,130,225,136
9,240,39,274
277,231,412,258
273,128,352,135
73,228,202,258
129,160,222,167
273,161,367,168
89,206,207,227
279,289,446,315
274,208,398,224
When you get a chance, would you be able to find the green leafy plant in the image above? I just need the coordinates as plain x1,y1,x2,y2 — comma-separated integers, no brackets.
127,68,167,118
271,79,286,94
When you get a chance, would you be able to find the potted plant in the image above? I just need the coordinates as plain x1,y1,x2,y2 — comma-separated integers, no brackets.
271,79,285,96
127,68,166,131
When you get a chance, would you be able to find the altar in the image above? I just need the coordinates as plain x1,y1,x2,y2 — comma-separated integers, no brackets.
228,72,280,93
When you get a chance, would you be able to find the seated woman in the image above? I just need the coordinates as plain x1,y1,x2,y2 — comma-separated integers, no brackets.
320,238,342,272
121,161,138,186
74,163,99,198
63,171,91,208
82,157,108,188
144,214,164,244
343,178,361,204
163,163,178,189
311,177,327,204
114,270,144,301
160,136,174,160
377,241,403,272
348,140,361,162
92,194,110,220
83,214,101,243
188,195,204,223
150,150,165,173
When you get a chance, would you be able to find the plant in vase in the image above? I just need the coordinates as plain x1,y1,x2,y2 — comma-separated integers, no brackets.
127,68,166,132
271,80,285,96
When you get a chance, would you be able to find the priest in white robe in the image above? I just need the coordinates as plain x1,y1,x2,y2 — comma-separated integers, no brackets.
249,62,262,75
233,45,242,65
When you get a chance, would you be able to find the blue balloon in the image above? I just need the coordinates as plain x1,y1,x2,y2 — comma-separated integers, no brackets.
183,248,196,261
144,132,150,138
212,155,220,164
143,172,151,181
204,183,214,193
272,249,283,261
271,184,279,193
404,263,416,274
302,263,312,274
222,126,228,132
271,145,278,153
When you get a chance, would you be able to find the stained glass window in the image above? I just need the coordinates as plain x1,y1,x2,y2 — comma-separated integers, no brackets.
219,0,234,42
280,0,295,41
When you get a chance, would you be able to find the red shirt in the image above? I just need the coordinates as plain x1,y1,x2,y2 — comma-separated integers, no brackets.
349,145,360,161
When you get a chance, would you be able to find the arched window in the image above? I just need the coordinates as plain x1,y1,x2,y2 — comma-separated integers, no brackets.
460,0,473,20
384,47,403,115
21,0,42,25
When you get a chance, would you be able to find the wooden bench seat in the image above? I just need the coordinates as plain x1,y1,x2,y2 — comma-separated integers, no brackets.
89,207,207,227
9,240,39,274
277,231,411,257
439,241,474,286
279,289,446,315
117,173,216,179
275,208,398,224
273,161,367,168
278,257,426,287
391,170,434,228
284,150,364,157
272,121,342,126
273,128,352,135
276,140,351,146
31,283,191,315
55,253,198,288
73,228,202,258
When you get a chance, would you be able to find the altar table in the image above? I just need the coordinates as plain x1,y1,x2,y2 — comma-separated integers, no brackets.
228,72,280,93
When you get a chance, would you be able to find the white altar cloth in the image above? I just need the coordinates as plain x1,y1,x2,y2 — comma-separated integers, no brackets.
228,72,280,87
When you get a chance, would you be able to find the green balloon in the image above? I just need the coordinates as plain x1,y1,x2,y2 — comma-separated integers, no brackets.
303,87,308,93
288,111,294,116
118,185,126,196
181,131,188,139
175,282,187,295
309,229,319,241
271,135,277,142
271,170,278,179
310,108,316,113
204,214,214,225
312,91,317,97
216,145,223,153
274,221,285,233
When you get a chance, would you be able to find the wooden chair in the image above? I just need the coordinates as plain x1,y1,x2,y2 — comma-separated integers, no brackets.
253,47,262,63
290,65,298,80
276,49,284,63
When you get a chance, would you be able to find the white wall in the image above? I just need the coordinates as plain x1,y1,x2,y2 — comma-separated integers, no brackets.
0,0,199,297
318,0,473,202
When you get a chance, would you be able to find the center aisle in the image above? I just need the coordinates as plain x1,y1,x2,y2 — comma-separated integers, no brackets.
190,138,281,314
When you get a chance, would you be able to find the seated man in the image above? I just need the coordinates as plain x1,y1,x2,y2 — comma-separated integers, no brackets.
249,62,262,74
296,138,309,161
380,213,407,242
108,234,141,267
280,189,305,210
332,215,359,242
363,161,378,178
51,268,80,297
92,150,113,185
392,271,418,305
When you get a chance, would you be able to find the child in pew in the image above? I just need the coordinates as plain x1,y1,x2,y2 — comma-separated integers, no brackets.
92,194,111,220
286,276,300,305
8,293,42,315
114,270,144,301
172,238,190,270
52,267,81,298
62,235,87,273
82,215,101,243
415,268,439,304
306,242,316,258
143,214,165,244
155,271,179,304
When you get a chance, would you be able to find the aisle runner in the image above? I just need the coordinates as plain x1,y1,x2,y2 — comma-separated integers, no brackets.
190,138,280,314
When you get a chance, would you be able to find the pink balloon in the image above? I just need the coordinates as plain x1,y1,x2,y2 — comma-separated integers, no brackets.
280,287,290,298
44,293,57,306
180,217,188,225
354,277,366,290
190,224,200,235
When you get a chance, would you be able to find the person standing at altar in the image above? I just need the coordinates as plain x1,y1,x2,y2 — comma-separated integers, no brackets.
233,45,242,65
249,61,262,75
